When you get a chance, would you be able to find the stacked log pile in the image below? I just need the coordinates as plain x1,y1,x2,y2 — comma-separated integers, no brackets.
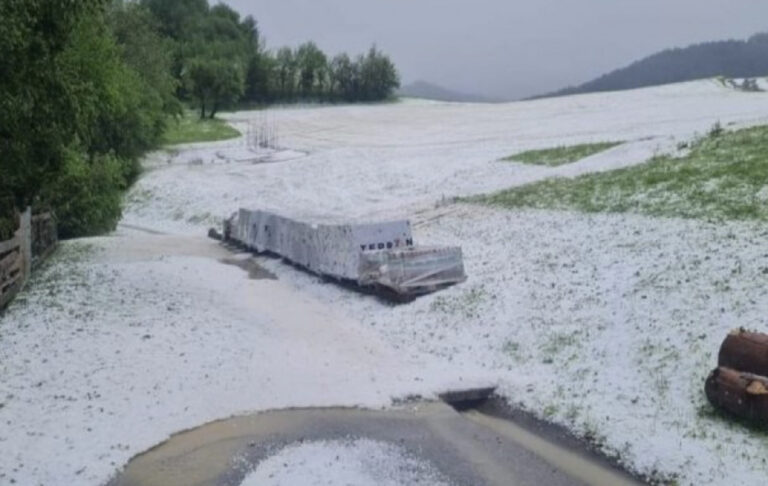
706,330,768,424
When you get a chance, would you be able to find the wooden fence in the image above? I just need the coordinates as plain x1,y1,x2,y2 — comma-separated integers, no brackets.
31,212,57,267
0,208,57,310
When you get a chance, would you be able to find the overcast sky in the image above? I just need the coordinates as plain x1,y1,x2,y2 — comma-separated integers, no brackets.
222,0,768,100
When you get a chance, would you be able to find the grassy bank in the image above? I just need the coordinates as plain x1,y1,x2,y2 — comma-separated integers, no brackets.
502,142,622,167
162,112,241,145
484,125,768,221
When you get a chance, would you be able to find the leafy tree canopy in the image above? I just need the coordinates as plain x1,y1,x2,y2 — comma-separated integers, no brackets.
0,0,401,238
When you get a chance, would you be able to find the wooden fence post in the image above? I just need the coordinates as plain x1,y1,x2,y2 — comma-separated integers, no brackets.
19,207,32,285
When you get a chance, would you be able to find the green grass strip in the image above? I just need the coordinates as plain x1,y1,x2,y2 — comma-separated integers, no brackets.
483,125,768,222
162,112,240,145
502,142,622,167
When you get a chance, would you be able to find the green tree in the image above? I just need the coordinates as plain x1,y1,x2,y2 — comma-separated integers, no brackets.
358,46,400,101
0,0,107,213
329,53,353,100
53,6,160,234
146,0,254,117
295,42,328,99
274,47,298,100
184,58,244,118
107,1,180,120
246,51,277,103
140,0,208,39
0,0,177,238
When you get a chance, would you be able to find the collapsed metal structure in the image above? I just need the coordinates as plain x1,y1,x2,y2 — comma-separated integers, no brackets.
225,209,467,298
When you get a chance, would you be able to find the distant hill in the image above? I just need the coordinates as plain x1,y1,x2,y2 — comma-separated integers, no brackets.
398,80,502,103
539,33,768,99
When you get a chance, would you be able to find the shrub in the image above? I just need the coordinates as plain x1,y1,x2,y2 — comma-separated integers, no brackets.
41,149,125,239
0,215,16,242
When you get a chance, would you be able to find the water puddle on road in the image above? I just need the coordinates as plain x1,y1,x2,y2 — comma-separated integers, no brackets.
107,401,643,486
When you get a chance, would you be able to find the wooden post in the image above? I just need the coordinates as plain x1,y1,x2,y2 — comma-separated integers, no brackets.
19,207,32,286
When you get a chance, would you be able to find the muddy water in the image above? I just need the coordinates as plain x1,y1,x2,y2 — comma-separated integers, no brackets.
108,403,643,486
94,229,277,281
219,256,277,280
94,229,233,262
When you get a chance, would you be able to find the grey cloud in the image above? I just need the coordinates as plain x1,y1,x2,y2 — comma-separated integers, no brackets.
223,0,768,99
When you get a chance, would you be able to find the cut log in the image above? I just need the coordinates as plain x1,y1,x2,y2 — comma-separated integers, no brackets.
719,329,768,377
705,367,768,424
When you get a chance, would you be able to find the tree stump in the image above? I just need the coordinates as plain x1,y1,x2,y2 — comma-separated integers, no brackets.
719,329,768,377
705,367,768,424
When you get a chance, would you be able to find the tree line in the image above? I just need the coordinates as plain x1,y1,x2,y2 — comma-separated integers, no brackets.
249,44,400,105
0,0,400,239
142,0,400,117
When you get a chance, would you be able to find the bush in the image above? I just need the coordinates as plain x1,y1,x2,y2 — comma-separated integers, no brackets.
0,215,16,242
0,191,16,241
41,149,125,239
708,121,724,138
0,1,172,240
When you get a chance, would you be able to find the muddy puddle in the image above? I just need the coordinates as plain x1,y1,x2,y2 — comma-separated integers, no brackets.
219,256,277,280
108,401,642,486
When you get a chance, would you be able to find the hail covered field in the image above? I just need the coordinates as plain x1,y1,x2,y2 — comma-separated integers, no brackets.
125,80,768,233
4,79,768,486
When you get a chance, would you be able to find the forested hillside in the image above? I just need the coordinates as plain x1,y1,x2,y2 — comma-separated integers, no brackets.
0,0,400,239
542,33,768,98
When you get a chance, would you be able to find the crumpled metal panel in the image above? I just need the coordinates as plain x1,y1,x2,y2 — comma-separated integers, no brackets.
228,209,466,295
359,246,467,294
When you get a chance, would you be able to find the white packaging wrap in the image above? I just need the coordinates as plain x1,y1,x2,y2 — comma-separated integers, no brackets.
229,209,465,296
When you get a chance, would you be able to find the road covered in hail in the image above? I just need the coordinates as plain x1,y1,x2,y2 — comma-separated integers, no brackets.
3,79,768,485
